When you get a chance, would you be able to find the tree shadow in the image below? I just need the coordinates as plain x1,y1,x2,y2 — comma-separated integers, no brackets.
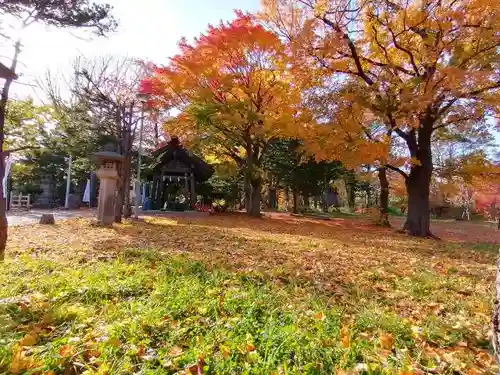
167,213,497,267
90,214,493,311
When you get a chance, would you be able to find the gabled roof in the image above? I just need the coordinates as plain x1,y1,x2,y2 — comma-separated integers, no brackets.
151,137,214,182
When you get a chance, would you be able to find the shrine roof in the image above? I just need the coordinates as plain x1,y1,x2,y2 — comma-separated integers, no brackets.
151,137,214,182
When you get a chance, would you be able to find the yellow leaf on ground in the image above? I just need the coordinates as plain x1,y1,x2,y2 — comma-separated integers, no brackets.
9,348,39,374
58,344,75,358
106,338,121,347
10,350,25,374
340,326,350,348
19,332,38,347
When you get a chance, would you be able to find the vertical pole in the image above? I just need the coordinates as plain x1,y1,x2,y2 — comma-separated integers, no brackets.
190,171,196,210
64,155,72,209
27,194,30,208
184,172,189,207
134,102,145,219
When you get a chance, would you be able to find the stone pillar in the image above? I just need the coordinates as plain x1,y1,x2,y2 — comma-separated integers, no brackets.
93,151,124,226
97,175,118,225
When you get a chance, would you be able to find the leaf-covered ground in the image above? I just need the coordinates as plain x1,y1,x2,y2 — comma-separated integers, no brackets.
1,213,499,374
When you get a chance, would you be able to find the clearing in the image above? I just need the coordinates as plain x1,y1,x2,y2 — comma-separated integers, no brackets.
1,214,499,374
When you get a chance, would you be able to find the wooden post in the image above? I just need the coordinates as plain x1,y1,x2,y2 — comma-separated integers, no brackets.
158,174,165,210
190,170,196,210
184,173,189,207
27,194,30,208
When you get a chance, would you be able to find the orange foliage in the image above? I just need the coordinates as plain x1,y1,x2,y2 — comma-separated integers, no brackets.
260,0,499,235
145,12,301,155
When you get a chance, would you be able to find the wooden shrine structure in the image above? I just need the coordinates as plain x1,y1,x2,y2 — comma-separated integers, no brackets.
148,137,214,210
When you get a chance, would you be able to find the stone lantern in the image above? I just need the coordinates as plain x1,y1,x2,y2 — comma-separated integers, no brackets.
93,151,124,226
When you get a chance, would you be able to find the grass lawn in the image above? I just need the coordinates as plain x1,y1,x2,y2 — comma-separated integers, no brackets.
1,213,499,374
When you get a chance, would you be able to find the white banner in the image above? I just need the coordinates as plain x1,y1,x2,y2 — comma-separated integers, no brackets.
2,156,12,199
82,179,90,203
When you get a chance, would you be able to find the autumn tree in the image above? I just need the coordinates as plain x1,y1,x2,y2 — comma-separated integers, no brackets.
261,0,499,236
49,56,149,221
262,139,345,212
146,13,300,217
0,1,116,261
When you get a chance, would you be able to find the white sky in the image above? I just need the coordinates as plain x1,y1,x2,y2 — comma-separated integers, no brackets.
1,0,260,101
0,0,497,147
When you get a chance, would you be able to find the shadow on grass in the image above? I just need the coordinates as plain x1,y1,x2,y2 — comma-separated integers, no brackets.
85,215,494,310
171,213,497,267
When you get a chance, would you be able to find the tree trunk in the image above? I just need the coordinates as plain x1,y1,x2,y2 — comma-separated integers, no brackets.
0,161,7,261
344,174,356,212
292,187,298,214
321,193,328,212
492,255,500,364
268,188,277,210
366,188,372,207
243,171,251,212
314,196,320,210
403,136,433,236
378,167,390,227
114,162,124,223
0,40,20,261
123,157,132,218
303,194,310,209
284,186,290,211
248,177,261,217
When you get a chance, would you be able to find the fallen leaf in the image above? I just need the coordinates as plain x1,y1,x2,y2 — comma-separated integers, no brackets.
379,333,394,350
58,345,75,358
341,326,350,348
84,349,101,360
136,345,145,356
10,348,40,374
106,338,121,347
247,343,256,352
19,332,38,347
168,346,184,357
221,347,230,359
186,357,205,375
314,311,324,320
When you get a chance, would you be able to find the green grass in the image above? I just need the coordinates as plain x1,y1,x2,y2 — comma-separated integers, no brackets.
2,216,498,374
0,253,425,375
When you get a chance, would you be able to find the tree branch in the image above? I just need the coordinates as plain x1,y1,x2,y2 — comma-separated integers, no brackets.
2,145,41,155
385,164,409,180
387,26,420,76
318,15,374,85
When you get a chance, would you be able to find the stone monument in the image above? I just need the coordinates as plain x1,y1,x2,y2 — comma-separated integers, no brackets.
93,150,124,226
34,175,57,208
